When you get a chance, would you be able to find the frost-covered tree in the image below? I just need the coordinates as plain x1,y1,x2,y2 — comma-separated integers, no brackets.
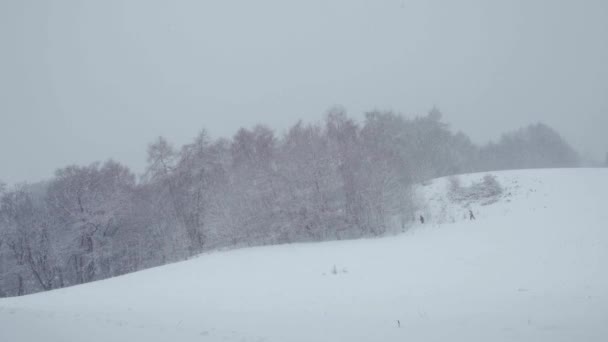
479,123,580,171
172,130,230,253
144,137,180,216
142,136,193,254
226,125,282,244
325,107,367,237
276,121,341,241
359,112,415,234
46,161,135,284
1,186,59,292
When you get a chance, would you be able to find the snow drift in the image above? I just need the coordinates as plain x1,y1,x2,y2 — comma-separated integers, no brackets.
1,168,607,342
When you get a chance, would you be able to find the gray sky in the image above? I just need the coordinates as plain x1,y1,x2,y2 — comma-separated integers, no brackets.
1,0,607,184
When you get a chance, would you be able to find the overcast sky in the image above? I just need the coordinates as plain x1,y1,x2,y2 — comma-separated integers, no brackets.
1,0,607,184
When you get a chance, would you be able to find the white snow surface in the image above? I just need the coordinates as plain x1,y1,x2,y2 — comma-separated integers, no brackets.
1,168,607,341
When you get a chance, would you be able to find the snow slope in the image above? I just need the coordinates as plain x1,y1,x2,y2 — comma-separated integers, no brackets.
1,168,607,342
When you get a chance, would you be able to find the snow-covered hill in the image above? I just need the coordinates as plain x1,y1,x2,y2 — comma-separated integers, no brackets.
1,168,607,342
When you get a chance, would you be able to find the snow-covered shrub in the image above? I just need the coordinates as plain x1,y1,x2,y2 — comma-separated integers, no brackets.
329,265,348,275
481,174,503,198
449,174,503,205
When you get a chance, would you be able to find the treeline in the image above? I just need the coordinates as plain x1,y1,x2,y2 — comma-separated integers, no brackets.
0,109,580,297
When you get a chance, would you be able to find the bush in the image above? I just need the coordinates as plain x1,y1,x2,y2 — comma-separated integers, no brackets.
449,174,503,205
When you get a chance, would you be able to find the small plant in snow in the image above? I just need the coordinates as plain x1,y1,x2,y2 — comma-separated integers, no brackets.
329,265,348,275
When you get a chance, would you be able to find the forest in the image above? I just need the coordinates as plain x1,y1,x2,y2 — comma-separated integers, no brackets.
0,108,581,297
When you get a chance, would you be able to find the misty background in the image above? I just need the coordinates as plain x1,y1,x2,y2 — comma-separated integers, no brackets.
1,0,607,184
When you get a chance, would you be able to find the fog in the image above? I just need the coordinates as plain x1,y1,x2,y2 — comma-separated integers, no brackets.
1,0,607,184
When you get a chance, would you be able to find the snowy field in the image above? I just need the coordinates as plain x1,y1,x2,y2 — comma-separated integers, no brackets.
1,168,607,342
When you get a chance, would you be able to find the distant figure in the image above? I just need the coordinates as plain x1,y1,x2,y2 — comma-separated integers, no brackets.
420,215,425,224
397,320,401,328
469,210,476,220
